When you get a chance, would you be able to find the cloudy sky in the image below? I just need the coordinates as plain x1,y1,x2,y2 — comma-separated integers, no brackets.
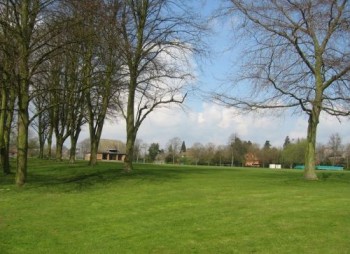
81,1,350,149
96,103,350,149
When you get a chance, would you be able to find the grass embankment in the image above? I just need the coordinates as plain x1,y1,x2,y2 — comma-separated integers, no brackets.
1,160,350,253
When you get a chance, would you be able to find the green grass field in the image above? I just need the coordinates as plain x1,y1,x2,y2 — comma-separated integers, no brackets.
1,160,350,253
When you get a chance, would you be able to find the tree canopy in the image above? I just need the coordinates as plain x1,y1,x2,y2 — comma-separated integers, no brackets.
214,0,350,180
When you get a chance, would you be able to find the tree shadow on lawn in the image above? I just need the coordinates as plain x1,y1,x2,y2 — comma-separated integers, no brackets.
2,162,212,192
5,161,347,192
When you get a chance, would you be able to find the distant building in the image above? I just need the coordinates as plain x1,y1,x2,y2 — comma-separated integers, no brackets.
244,152,260,167
84,139,126,162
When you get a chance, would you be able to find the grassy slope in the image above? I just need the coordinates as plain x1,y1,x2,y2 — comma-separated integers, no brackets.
1,160,350,253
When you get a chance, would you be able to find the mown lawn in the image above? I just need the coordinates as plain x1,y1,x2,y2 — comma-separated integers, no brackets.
1,160,350,253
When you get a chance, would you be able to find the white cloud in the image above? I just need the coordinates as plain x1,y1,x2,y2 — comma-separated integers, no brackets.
197,113,205,124
80,102,350,150
317,113,350,145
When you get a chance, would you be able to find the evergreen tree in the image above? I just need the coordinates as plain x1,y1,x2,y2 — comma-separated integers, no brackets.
148,143,160,162
264,140,271,150
181,141,186,153
283,136,291,149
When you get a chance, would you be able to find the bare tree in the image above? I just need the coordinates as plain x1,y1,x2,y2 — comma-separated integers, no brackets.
133,138,143,162
344,143,350,169
116,0,206,172
0,0,16,174
215,0,350,180
0,0,64,185
328,133,343,165
167,137,182,164
87,1,123,166
56,0,124,165
203,142,216,166
189,142,204,166
316,143,328,166
31,91,50,159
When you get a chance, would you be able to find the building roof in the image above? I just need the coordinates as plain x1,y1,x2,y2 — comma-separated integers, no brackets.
98,139,126,154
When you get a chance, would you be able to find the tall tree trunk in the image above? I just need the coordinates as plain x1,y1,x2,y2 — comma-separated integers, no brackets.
89,138,99,166
124,133,136,172
47,126,53,159
124,80,136,172
16,1,31,186
1,0,13,175
304,49,324,181
54,120,72,161
1,146,7,174
69,141,76,163
55,140,63,161
55,136,64,161
83,42,100,167
0,54,14,175
0,87,7,174
37,112,45,159
87,105,105,166
3,87,15,174
304,109,321,180
16,99,29,186
3,136,11,174
15,0,41,186
3,100,13,175
87,103,105,166
69,128,81,164
304,118,318,180
38,138,44,159
87,99,110,166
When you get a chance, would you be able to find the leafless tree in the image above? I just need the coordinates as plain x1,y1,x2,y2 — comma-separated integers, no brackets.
31,89,50,159
344,143,350,169
116,0,207,172
56,0,124,165
167,137,182,164
133,138,143,162
328,133,343,165
0,0,16,174
0,0,66,185
189,142,204,166
203,142,216,166
214,0,350,180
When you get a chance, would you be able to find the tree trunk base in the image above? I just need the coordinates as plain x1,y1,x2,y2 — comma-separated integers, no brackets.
16,174,25,187
89,161,97,166
123,162,133,173
304,172,318,181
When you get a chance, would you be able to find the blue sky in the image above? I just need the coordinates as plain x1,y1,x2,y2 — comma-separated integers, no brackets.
87,0,350,149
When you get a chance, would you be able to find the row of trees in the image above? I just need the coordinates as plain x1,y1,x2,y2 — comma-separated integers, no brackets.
0,0,206,186
2,0,350,185
23,131,350,169
137,133,350,169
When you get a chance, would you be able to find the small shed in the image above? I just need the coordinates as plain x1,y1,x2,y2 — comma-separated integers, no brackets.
84,139,126,162
269,164,282,169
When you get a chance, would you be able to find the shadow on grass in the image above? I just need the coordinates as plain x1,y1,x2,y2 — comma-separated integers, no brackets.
3,160,349,192
1,160,209,192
